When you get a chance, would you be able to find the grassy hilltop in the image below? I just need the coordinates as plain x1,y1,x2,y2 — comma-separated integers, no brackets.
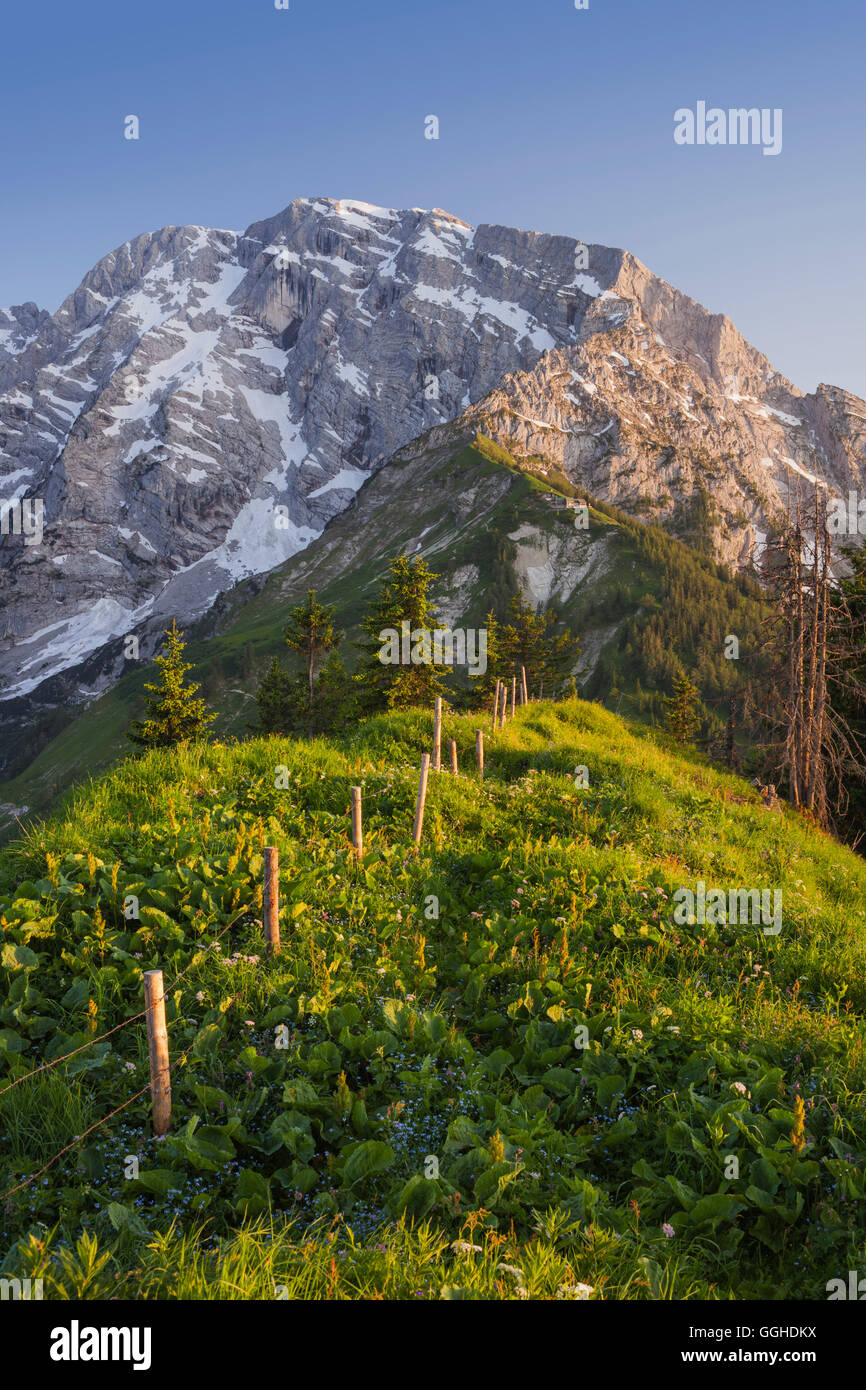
1,699,864,1300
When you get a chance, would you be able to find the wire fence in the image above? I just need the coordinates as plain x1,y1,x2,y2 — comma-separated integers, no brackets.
0,905,254,1202
0,691,525,1205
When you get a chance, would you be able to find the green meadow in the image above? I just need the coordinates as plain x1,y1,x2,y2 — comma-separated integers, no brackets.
1,699,864,1300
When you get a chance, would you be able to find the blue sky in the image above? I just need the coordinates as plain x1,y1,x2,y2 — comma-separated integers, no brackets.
2,0,864,397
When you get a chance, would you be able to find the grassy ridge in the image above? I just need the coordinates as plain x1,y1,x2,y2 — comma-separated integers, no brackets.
0,438,769,839
1,700,864,1299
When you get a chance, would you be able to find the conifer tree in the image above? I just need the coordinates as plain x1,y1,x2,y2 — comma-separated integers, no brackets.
254,656,294,735
283,590,341,736
128,622,216,749
357,552,449,709
664,668,701,744
472,609,508,710
500,593,580,697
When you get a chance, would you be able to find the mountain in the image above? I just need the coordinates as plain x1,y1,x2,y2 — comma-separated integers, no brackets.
1,196,864,776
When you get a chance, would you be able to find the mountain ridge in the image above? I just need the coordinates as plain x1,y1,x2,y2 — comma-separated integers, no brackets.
1,196,863,769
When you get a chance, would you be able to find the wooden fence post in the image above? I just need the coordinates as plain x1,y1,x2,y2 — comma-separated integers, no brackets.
511,676,516,717
499,687,507,729
413,753,431,845
143,969,171,1137
433,696,442,772
492,681,500,731
521,666,529,704
449,739,458,775
351,786,363,860
263,846,280,956
476,729,484,779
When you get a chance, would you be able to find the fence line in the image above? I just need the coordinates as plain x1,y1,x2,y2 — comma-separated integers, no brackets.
2,689,535,1201
0,1081,156,1203
0,905,251,1100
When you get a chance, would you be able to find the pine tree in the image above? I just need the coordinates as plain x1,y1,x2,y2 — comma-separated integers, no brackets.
664,669,701,744
283,590,341,736
357,552,449,710
500,593,580,697
313,652,358,732
128,622,216,749
254,657,295,735
471,609,508,710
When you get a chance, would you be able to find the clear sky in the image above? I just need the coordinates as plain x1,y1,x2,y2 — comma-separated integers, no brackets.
2,0,864,398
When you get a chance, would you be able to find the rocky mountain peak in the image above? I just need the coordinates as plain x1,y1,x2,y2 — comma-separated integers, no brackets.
0,198,863,763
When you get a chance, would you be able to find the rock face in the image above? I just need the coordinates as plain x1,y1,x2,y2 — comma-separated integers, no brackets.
1,195,864,768
412,263,866,572
0,304,53,365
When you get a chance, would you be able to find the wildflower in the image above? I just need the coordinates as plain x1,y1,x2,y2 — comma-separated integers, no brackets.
514,1286,530,1299
123,1061,136,1073
732,1081,747,1095
662,1222,675,1238
556,1282,594,1300
497,1263,524,1280
196,991,205,1002
631,1029,643,1040
244,1020,255,1028
451,1240,482,1255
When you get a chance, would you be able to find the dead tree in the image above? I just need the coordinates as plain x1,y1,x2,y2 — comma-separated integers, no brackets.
759,486,866,830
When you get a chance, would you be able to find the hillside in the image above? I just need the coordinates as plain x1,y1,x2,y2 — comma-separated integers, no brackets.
0,436,772,836
1,699,864,1300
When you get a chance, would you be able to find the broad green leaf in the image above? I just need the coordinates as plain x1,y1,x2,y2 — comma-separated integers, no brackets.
341,1141,395,1186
